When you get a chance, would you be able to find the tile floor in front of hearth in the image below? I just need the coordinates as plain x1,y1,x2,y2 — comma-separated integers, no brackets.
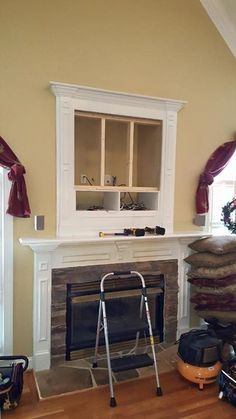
35,344,179,399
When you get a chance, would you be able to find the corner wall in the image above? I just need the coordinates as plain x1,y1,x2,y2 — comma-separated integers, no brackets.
0,0,236,355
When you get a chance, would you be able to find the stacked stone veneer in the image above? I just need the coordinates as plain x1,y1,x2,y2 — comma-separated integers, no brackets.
51,260,178,361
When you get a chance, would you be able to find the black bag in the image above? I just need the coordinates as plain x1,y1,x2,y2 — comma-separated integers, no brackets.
178,329,221,366
0,355,28,410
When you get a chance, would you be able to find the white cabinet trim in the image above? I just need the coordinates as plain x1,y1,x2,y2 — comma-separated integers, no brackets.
50,82,186,237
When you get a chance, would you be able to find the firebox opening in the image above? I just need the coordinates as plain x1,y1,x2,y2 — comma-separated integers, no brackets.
66,273,164,361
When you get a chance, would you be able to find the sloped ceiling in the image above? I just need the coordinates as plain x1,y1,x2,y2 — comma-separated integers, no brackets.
200,0,236,57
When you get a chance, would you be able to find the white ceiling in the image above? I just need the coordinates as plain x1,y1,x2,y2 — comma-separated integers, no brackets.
200,0,236,57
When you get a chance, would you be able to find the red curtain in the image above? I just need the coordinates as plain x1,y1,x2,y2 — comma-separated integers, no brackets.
0,136,31,217
196,139,236,214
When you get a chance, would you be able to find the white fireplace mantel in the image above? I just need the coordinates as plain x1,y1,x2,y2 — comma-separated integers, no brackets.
20,232,209,371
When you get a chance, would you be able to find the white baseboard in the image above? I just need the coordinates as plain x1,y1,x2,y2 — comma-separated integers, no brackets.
27,356,33,370
33,351,50,371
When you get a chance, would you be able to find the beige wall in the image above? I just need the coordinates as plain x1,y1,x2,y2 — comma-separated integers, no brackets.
1,0,236,355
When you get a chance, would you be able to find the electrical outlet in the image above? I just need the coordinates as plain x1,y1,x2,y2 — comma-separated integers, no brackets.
80,174,87,184
105,174,113,185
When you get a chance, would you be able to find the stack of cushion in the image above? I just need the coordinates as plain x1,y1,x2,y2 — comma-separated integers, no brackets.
185,236,236,324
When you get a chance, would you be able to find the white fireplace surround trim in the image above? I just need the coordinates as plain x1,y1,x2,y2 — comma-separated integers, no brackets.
20,232,209,371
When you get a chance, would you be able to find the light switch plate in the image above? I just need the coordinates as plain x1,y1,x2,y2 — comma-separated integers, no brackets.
193,214,206,227
34,215,45,230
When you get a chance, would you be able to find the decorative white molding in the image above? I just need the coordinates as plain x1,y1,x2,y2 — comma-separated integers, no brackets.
0,168,13,355
50,81,186,237
20,232,209,370
50,82,186,112
33,250,53,371
200,0,236,58
177,238,194,337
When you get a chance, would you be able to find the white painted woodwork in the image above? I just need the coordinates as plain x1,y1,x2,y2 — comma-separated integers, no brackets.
74,186,158,192
138,192,159,211
20,232,209,371
200,0,236,58
127,121,134,187
103,192,120,211
0,168,13,355
50,82,186,237
100,118,105,186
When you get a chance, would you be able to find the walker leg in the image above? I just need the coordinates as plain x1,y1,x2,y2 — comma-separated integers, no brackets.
93,300,102,368
143,292,162,396
134,295,144,354
102,299,117,407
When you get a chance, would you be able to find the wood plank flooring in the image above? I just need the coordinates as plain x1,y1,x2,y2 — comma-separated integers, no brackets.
2,369,235,419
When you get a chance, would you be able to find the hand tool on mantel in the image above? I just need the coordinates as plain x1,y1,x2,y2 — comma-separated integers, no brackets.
99,228,145,238
99,232,127,237
145,226,166,236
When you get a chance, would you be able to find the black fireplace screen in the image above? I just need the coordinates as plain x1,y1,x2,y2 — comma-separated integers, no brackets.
66,273,164,360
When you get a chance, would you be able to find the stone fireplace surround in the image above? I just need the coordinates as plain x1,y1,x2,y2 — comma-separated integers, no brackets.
20,233,208,371
52,260,176,361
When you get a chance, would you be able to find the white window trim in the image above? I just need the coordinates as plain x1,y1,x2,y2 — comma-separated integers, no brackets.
209,180,236,235
0,167,13,354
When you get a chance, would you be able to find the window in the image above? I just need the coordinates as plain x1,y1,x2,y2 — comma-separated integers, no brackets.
209,152,236,233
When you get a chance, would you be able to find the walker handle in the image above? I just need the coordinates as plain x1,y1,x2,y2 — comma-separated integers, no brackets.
113,271,131,276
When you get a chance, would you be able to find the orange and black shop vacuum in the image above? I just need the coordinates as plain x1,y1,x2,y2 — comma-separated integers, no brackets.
177,329,222,390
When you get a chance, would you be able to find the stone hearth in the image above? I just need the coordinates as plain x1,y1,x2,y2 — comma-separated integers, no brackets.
36,343,178,399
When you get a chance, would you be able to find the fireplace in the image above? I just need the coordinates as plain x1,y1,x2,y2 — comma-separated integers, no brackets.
51,260,178,364
19,233,203,371
65,272,164,360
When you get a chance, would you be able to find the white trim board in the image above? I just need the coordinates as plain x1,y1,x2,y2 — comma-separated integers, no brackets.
200,0,236,58
0,167,13,355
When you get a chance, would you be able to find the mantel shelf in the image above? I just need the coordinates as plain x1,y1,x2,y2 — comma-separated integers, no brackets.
19,231,211,251
74,185,159,192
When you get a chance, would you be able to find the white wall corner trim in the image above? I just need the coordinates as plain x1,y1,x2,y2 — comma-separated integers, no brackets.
200,0,236,58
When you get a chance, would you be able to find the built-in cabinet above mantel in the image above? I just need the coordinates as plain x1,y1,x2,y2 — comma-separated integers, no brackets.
50,81,186,237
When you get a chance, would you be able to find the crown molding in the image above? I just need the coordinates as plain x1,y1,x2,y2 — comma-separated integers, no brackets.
200,0,236,58
49,81,186,113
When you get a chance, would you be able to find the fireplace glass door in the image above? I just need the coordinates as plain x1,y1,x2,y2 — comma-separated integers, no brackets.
66,274,164,360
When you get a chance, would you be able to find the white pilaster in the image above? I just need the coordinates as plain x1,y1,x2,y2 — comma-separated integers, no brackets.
32,245,58,371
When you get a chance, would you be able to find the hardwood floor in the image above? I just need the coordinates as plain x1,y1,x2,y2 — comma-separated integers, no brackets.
2,370,235,419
